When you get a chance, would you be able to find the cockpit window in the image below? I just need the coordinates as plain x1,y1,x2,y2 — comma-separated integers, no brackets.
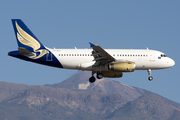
161,54,167,57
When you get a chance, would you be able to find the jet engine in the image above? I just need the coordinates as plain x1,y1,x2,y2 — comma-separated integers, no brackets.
101,71,123,78
108,62,135,72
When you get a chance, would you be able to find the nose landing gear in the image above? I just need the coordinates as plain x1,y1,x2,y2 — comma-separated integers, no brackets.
147,69,153,81
148,76,153,81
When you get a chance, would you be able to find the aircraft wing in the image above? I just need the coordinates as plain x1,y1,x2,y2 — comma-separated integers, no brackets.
90,43,116,65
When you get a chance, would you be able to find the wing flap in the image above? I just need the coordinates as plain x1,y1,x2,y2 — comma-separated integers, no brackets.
90,43,134,66
90,43,116,65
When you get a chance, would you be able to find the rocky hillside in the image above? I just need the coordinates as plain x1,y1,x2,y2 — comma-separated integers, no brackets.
45,71,149,101
0,71,180,120
107,93,180,120
0,82,127,120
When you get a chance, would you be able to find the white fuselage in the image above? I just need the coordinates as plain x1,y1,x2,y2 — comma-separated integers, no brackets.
48,48,175,71
9,19,175,82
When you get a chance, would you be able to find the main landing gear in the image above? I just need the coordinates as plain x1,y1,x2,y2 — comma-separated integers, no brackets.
89,76,96,83
89,69,154,83
96,72,103,79
147,69,153,81
89,71,103,83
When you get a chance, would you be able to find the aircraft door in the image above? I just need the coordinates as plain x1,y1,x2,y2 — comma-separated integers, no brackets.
149,51,155,62
46,51,52,61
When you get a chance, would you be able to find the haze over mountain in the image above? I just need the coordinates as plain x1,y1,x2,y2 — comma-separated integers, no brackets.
0,71,179,120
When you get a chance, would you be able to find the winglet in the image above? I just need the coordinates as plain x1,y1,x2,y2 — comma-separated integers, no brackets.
89,42,95,48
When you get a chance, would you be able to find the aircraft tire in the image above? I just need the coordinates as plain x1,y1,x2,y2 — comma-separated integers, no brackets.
89,76,96,83
97,73,103,79
148,76,153,81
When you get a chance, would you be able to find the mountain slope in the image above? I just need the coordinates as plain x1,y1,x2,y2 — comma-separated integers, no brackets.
45,71,149,101
107,93,180,120
0,82,31,102
0,71,180,120
0,82,128,119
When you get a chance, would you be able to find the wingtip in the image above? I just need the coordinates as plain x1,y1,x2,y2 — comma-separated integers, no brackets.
89,42,95,48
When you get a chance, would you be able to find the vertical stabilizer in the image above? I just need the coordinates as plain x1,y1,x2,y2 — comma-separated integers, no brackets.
11,19,46,52
9,19,63,68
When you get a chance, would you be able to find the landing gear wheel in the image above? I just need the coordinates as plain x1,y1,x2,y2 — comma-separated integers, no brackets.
89,76,96,83
147,69,153,81
148,76,153,81
97,73,103,79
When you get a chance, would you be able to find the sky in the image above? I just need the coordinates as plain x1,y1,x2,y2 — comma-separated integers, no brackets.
0,1,179,103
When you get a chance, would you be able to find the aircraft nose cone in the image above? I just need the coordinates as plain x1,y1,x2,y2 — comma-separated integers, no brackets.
169,58,175,67
171,59,175,66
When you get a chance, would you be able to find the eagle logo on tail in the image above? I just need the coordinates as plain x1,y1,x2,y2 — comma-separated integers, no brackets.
15,21,48,59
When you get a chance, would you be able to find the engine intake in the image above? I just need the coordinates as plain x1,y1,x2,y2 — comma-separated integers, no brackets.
108,62,135,72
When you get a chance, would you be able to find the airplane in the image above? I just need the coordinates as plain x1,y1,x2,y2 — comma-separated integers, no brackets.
8,19,175,83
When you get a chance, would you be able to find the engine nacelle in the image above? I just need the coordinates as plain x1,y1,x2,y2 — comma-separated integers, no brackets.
108,62,135,72
102,71,123,78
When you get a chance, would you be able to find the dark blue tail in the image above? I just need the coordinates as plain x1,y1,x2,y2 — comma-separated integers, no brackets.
11,19,46,52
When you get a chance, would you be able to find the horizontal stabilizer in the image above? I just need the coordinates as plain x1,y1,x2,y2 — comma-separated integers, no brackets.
18,47,36,58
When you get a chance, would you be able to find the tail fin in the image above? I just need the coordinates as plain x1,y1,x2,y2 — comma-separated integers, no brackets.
9,19,63,68
11,19,46,52
11,19,48,59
